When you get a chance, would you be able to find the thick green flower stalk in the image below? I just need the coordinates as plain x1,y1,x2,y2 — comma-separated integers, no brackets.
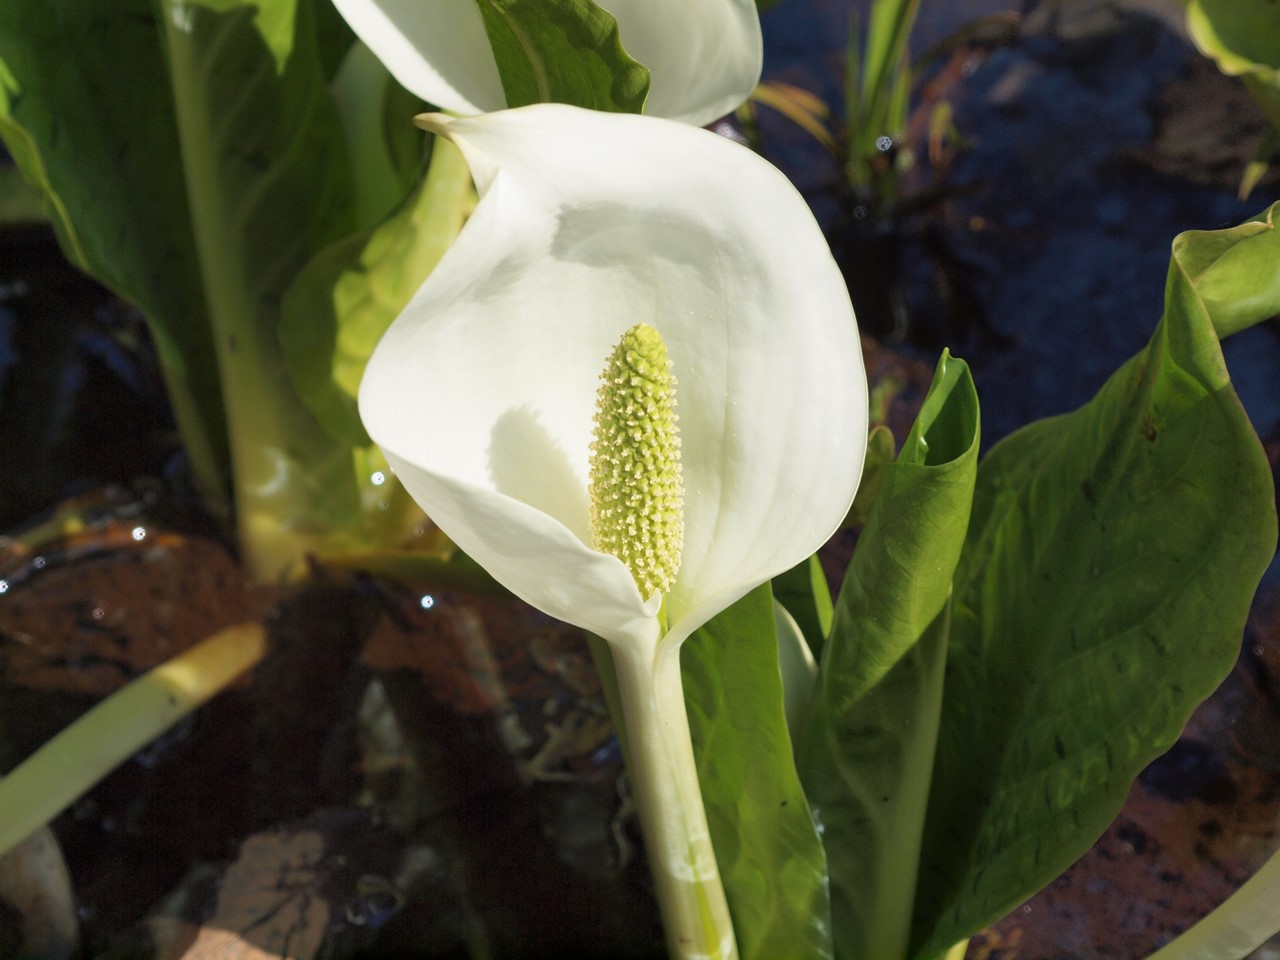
586,323,734,957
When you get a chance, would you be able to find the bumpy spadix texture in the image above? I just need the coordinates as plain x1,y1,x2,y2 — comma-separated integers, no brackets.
589,323,684,598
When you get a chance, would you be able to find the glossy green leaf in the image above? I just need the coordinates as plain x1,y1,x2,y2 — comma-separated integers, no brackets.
683,584,833,960
0,0,228,514
281,136,472,448
474,0,649,112
797,352,980,960
909,213,1279,959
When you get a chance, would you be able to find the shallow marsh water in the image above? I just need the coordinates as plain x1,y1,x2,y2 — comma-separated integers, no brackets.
1,0,1279,957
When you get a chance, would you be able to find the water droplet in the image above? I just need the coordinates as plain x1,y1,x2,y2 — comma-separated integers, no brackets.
419,595,435,610
1021,904,1033,915
91,607,105,621
32,556,46,570
1253,645,1265,657
0,580,8,594
131,526,147,542
875,135,894,152
370,471,386,486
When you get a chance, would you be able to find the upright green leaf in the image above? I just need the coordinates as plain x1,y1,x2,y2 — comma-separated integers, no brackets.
0,1,228,513
909,212,1278,959
683,584,833,960
473,0,649,112
280,136,472,448
798,353,979,960
1170,201,1280,338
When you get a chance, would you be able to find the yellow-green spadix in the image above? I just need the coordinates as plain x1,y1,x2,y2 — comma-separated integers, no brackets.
358,104,868,659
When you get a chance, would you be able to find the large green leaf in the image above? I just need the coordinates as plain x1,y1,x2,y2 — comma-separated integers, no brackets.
280,136,472,448
474,0,650,112
683,584,833,960
798,353,979,960
909,211,1279,959
0,1,228,513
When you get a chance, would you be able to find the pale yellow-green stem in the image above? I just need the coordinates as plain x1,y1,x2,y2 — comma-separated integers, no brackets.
611,639,738,960
0,624,266,858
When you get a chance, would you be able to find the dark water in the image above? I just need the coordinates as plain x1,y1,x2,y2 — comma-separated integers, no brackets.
761,0,1279,444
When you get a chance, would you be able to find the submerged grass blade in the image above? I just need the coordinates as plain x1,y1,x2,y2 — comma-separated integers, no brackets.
0,624,266,859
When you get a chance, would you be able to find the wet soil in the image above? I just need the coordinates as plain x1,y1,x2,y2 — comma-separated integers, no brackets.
2,0,1280,957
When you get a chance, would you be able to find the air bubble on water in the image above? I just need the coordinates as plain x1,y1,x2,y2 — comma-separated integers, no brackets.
32,556,46,570
419,595,435,610
371,471,386,486
0,580,8,595
875,135,894,152
131,526,147,542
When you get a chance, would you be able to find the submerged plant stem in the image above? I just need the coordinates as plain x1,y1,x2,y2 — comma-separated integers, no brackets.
0,624,266,859
611,641,739,960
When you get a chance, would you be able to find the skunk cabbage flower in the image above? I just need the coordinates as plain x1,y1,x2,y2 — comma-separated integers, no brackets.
358,104,865,960
360,105,866,661
328,0,762,127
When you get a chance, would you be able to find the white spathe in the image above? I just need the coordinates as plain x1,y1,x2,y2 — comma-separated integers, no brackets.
359,104,867,656
328,0,762,127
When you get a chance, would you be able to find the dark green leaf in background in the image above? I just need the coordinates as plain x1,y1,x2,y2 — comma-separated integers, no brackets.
908,206,1279,959
0,1,229,513
683,584,833,960
773,553,835,660
473,0,650,112
281,137,472,449
798,352,980,960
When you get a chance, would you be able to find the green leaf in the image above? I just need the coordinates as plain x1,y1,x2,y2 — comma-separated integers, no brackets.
473,0,649,112
683,584,833,960
773,553,834,659
909,218,1278,958
797,352,980,960
281,136,472,448
845,423,897,528
1169,200,1280,339
331,40,426,230
0,162,46,225
0,0,229,514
